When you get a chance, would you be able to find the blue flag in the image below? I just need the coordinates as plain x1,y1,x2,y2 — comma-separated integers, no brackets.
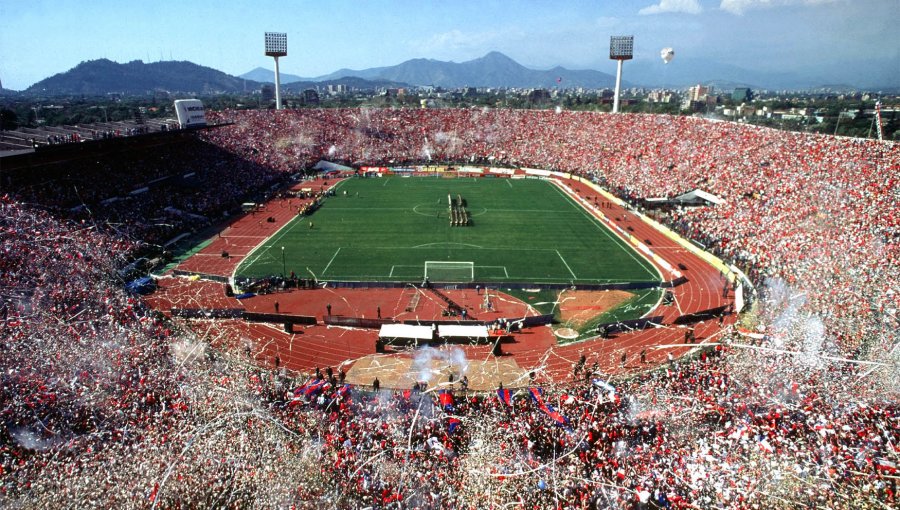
529,387,569,427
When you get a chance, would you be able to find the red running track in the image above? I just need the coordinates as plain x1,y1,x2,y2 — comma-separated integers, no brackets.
531,179,733,381
175,178,344,278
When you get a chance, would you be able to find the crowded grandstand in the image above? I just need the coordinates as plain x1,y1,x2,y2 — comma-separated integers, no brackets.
1,108,898,508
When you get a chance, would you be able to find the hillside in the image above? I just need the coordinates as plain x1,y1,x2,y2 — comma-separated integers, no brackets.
25,59,260,96
312,51,620,89
239,67,306,84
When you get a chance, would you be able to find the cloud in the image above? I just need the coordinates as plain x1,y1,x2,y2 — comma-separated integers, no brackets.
638,0,703,15
415,28,520,57
720,0,841,15
421,29,472,51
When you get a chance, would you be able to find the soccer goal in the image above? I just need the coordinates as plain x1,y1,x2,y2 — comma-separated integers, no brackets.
424,261,475,283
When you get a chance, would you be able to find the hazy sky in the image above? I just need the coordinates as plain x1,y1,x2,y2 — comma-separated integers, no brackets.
1,0,897,90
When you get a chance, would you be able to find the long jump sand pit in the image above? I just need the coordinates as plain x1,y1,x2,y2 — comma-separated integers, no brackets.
556,289,635,329
347,351,529,391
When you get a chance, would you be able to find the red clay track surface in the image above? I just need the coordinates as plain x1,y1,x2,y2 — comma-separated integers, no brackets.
175,178,342,277
147,175,734,389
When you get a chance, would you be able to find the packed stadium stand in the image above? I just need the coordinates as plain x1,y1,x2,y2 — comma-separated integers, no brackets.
1,108,897,508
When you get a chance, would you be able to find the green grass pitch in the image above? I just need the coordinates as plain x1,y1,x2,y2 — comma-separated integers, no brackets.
236,176,661,284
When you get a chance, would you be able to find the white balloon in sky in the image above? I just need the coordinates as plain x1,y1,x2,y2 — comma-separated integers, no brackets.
660,47,675,64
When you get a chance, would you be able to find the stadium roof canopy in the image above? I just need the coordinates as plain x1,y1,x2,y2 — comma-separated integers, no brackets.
378,324,433,340
644,188,723,206
674,189,724,205
438,325,489,338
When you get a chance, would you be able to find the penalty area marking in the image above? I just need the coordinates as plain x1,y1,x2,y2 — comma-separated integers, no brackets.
388,264,422,277
411,241,484,249
388,264,509,279
479,265,510,278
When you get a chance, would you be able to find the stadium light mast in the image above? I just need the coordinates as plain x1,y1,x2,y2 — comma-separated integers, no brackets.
264,32,287,110
875,100,884,141
609,35,634,114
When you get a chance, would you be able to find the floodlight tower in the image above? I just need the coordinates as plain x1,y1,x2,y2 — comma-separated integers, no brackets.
609,35,634,114
264,32,287,110
875,101,884,141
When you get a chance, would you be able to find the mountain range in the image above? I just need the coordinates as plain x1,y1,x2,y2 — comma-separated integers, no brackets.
10,51,897,96
240,51,898,91
242,51,619,89
241,51,898,90
19,59,407,97
281,76,411,93
239,67,305,85
316,51,620,89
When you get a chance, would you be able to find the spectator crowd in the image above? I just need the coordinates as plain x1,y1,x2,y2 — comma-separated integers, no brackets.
0,108,897,508
6,138,291,247
204,108,900,360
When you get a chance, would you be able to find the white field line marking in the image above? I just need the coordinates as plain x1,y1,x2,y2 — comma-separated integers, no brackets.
548,182,660,281
642,289,666,319
475,265,510,279
236,179,351,280
556,250,577,280
322,247,341,275
411,242,484,249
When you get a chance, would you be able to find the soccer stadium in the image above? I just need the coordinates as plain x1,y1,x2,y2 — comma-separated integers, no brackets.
1,106,898,509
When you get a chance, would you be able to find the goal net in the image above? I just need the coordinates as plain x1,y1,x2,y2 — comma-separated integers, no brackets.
424,261,474,283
